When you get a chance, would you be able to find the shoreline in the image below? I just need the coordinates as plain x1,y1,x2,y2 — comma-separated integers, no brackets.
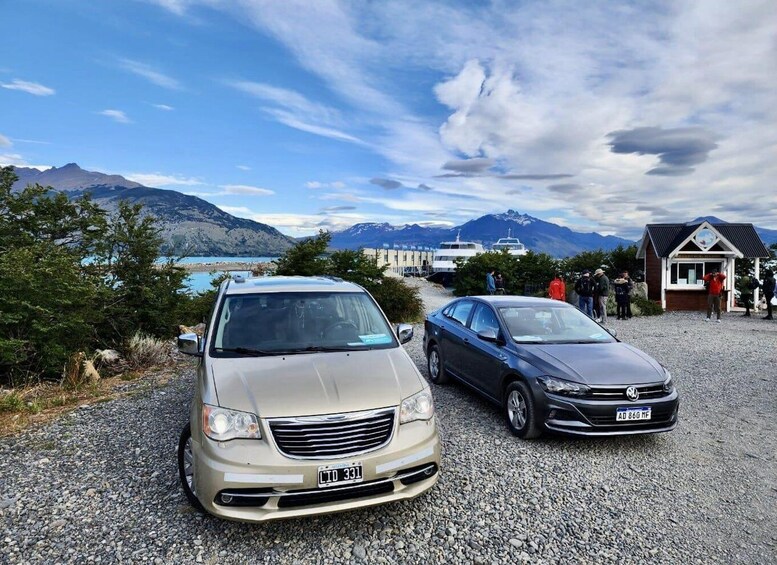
177,261,270,273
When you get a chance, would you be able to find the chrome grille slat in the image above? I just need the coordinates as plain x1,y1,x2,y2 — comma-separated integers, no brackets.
269,408,396,459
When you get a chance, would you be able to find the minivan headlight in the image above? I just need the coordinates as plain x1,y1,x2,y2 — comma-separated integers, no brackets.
400,390,434,424
537,376,591,397
202,404,261,441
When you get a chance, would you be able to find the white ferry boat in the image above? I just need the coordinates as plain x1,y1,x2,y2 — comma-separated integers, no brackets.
431,232,485,273
491,229,528,256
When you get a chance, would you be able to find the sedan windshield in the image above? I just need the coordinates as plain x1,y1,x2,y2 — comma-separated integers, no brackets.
211,291,397,356
499,305,615,344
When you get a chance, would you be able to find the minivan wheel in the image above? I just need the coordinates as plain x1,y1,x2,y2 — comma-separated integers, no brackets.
504,381,541,439
427,344,449,384
178,423,205,512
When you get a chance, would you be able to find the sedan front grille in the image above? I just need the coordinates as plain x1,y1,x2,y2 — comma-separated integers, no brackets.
588,383,667,400
269,407,396,459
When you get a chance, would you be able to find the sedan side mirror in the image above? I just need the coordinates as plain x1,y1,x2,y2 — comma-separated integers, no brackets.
396,323,414,344
477,328,499,342
606,327,618,338
178,333,202,357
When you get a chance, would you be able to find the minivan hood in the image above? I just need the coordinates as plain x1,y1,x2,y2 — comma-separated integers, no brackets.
521,343,665,386
209,348,425,418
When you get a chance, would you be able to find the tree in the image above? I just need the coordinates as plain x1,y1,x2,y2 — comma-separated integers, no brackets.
274,231,331,276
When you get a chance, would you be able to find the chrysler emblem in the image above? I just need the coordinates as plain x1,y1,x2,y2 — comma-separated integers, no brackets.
626,386,639,401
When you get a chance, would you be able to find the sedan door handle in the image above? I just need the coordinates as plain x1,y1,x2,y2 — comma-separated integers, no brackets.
463,338,470,344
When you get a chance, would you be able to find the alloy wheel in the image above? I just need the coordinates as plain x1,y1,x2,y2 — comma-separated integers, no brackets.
507,390,527,429
183,436,196,495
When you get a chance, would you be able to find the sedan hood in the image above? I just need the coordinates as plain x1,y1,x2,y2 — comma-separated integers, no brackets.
209,348,425,418
522,343,665,386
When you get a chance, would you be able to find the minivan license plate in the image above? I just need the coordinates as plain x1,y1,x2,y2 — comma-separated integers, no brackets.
318,462,363,488
616,407,651,422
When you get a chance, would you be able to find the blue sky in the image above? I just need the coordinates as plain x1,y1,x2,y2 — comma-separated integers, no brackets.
1,0,776,239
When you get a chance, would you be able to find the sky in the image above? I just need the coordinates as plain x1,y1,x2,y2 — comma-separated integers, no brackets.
1,0,776,240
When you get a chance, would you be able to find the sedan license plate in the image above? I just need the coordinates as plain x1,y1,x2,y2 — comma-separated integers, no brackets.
318,461,363,488
616,407,651,422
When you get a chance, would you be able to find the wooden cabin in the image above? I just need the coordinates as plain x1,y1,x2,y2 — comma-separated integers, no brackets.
636,221,770,312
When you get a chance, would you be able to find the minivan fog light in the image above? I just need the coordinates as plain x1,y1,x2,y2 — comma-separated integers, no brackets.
203,404,261,441
400,390,434,424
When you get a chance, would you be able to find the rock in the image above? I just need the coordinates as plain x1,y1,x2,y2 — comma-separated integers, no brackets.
352,544,367,560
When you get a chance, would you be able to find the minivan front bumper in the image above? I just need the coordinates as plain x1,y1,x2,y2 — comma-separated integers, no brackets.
191,416,440,522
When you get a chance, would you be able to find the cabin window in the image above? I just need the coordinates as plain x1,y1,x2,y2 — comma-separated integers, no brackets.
670,261,723,285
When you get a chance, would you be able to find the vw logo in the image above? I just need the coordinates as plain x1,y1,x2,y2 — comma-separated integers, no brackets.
626,386,639,401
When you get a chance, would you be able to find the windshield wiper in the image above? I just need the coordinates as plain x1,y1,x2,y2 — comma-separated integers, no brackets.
302,345,366,352
215,347,274,356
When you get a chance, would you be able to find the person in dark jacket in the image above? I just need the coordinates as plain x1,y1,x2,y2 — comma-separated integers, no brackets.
738,275,759,317
593,268,610,323
612,273,631,320
574,270,595,318
622,270,635,318
763,269,775,320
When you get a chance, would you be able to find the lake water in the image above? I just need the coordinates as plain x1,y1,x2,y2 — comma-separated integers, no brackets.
179,257,274,293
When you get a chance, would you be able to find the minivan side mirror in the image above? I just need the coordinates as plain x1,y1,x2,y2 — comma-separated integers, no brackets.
396,324,414,344
178,333,202,357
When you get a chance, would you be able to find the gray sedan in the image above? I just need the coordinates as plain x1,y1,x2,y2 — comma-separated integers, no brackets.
423,296,678,438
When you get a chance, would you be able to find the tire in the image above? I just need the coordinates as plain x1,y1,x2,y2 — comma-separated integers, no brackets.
427,344,449,384
504,381,541,439
178,423,205,512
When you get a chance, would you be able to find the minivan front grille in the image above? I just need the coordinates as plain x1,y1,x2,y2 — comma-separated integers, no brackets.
269,407,396,459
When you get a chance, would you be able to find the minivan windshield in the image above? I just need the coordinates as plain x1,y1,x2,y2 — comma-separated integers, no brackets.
499,305,615,344
211,291,398,356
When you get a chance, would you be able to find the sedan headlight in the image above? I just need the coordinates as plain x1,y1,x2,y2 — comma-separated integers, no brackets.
537,376,591,397
663,371,674,393
400,390,434,424
202,404,261,441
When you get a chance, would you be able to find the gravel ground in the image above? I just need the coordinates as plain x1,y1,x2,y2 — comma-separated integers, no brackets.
1,280,775,564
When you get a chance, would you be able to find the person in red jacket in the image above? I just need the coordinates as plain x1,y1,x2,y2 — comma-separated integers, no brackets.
548,273,566,302
703,268,727,322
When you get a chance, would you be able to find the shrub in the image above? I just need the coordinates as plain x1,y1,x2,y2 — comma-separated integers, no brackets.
367,277,424,323
123,333,170,370
631,295,663,316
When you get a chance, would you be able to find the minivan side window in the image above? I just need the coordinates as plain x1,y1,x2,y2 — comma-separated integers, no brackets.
450,300,474,325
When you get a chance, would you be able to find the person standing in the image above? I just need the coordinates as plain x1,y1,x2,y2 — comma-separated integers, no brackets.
622,270,634,318
548,273,566,302
738,275,759,317
486,269,496,295
495,272,505,295
703,268,727,322
762,269,775,320
593,268,610,323
612,273,631,320
574,270,595,318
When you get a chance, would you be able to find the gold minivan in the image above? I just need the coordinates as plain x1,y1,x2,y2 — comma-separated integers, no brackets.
177,275,440,522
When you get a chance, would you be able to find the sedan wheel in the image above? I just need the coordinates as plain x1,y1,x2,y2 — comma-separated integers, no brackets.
178,423,205,512
504,381,541,439
427,344,449,384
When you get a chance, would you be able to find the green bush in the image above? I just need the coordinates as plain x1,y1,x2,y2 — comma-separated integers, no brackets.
631,295,663,316
366,277,424,323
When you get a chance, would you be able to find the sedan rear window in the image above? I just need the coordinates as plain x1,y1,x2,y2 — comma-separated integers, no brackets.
499,305,615,344
211,291,397,356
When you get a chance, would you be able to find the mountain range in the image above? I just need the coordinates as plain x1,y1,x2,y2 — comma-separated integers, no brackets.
11,164,296,256
9,164,775,258
330,211,635,257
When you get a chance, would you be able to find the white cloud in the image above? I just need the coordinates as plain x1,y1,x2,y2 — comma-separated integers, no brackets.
125,172,202,186
229,80,366,145
0,153,52,170
0,134,11,147
219,184,274,196
118,59,182,90
306,180,347,189
98,109,132,124
152,103,174,111
236,165,251,171
0,79,55,96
